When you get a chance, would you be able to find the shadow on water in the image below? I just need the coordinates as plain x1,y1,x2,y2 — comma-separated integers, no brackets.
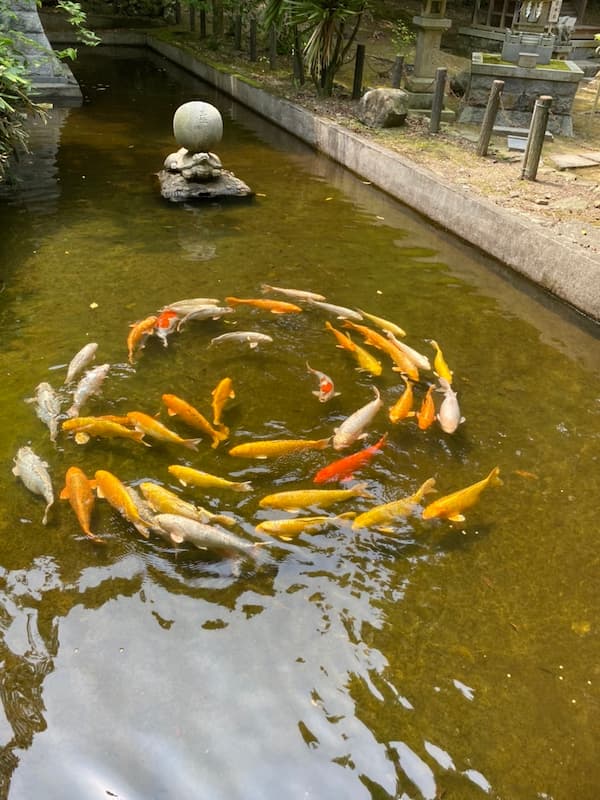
0,45,598,800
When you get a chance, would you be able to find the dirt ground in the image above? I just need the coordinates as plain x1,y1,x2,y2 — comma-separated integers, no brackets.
168,2,600,257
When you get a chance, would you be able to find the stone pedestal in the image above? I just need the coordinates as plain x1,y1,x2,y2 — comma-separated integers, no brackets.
404,15,453,114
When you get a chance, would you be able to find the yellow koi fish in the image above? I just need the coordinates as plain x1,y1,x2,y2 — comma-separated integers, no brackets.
325,321,382,376
428,339,454,384
60,466,105,543
355,308,406,338
94,469,152,538
352,477,436,531
259,482,373,510
139,482,236,527
211,377,235,427
127,411,202,450
228,438,330,459
256,512,354,541
61,417,148,446
343,320,419,380
422,467,503,523
162,394,228,448
168,465,253,493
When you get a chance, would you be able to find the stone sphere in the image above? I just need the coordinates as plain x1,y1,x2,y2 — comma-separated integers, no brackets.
173,101,223,153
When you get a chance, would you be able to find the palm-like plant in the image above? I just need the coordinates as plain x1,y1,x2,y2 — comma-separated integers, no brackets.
265,0,367,97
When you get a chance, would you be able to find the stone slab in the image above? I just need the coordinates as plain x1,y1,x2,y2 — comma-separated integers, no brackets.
550,152,600,168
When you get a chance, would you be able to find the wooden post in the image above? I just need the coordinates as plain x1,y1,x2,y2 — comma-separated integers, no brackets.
174,0,181,24
212,0,223,36
477,79,504,156
521,95,552,181
429,67,447,134
249,17,257,61
391,55,404,89
199,9,206,37
292,25,305,85
234,13,242,50
269,26,277,69
352,44,366,100
189,5,196,31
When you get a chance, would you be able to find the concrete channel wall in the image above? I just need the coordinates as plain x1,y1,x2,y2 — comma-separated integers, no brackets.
48,28,600,322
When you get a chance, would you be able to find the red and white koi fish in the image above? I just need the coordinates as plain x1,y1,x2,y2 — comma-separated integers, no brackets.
306,362,339,403
154,310,179,347
313,433,387,483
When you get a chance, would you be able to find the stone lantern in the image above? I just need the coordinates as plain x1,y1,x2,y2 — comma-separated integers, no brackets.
404,0,453,111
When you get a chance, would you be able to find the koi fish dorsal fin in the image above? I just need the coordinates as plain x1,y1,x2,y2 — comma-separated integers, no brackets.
59,486,70,500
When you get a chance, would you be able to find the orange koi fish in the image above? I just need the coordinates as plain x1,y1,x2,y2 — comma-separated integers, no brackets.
228,438,330,459
324,321,382,376
161,394,228,448
127,315,158,364
313,433,387,484
126,411,202,450
342,320,419,380
306,362,339,402
416,384,436,430
388,378,415,423
428,339,453,383
154,310,179,347
422,467,503,523
211,377,235,427
60,466,104,543
225,296,302,314
94,469,152,538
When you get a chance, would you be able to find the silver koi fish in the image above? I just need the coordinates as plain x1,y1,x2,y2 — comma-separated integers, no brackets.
436,377,465,434
332,386,383,450
12,446,54,525
63,342,98,385
160,298,220,315
154,514,262,563
308,299,363,321
66,363,110,418
177,305,234,331
210,331,273,349
260,284,326,302
26,382,62,442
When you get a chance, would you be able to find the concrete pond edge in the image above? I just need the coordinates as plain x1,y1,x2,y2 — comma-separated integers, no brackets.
77,31,600,322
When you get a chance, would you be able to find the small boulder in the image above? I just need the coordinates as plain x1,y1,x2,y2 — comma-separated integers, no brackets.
358,88,409,128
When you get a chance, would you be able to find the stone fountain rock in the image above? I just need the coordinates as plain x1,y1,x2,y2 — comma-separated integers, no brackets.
157,101,252,202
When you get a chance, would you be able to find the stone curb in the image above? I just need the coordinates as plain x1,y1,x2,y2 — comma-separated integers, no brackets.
52,29,600,322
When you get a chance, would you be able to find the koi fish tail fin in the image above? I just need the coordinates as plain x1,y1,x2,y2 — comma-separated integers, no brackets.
42,500,54,526
232,481,253,493
211,427,230,449
132,520,151,539
59,486,70,500
353,482,375,500
183,438,203,451
316,438,331,450
489,467,503,487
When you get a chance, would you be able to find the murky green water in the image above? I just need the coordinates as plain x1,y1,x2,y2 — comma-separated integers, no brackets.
0,46,598,799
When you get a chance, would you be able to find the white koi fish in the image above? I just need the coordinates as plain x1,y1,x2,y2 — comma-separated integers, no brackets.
63,342,98,385
308,299,363,321
332,386,383,450
154,514,262,563
12,446,54,525
436,377,465,434
66,363,110,418
26,382,62,442
160,298,220,315
210,331,273,349
385,331,431,371
177,305,234,331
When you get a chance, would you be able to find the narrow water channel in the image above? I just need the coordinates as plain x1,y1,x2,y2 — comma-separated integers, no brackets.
0,46,598,800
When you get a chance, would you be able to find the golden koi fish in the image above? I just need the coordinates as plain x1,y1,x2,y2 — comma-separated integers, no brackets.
162,394,228,448
127,411,202,450
355,308,406,338
343,321,419,380
211,377,235,427
256,512,354,540
385,331,431,371
259,482,373,510
228,438,330,459
422,467,503,523
60,466,104,543
352,477,437,531
127,315,157,364
416,384,436,431
325,321,382,376
168,465,253,493
61,417,148,446
225,296,302,314
428,339,454,383
139,482,236,527
94,469,152,538
388,378,415,423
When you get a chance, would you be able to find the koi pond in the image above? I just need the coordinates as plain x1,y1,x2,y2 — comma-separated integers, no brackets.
0,46,599,799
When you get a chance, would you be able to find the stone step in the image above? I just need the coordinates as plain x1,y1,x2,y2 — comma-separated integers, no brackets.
493,125,554,141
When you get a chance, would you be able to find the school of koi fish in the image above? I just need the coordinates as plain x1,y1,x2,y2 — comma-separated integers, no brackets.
13,283,503,568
